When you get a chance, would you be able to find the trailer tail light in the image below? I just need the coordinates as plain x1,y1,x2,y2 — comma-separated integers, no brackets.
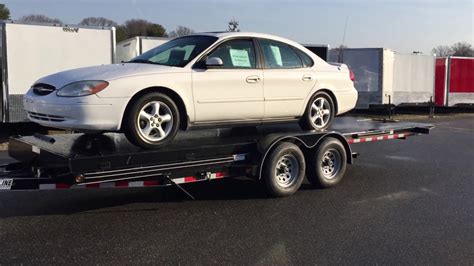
74,174,85,183
349,69,355,82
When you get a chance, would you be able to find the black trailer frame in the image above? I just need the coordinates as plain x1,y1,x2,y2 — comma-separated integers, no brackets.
0,118,433,196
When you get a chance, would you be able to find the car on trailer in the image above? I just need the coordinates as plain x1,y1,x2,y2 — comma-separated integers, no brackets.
23,32,357,149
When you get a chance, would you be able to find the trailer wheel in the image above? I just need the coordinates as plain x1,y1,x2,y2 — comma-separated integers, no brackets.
263,142,306,197
307,137,347,188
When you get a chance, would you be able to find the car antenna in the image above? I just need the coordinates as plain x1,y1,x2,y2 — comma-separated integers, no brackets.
338,15,349,63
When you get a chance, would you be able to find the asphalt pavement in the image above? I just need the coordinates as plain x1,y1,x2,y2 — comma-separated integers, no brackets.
0,115,473,264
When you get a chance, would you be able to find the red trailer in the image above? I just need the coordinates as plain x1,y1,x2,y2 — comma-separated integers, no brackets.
435,56,474,106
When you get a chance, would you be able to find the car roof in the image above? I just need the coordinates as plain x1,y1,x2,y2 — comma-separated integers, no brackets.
196,31,293,42
188,31,327,66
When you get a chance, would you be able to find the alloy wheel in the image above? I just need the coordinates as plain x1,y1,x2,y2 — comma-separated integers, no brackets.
310,97,331,129
136,100,173,142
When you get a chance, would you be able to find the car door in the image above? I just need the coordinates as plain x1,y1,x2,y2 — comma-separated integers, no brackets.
258,39,316,119
191,38,264,123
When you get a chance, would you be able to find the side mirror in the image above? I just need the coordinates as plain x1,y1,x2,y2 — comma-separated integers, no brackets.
206,57,224,67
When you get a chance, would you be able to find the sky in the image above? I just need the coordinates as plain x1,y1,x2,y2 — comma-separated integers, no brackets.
3,0,473,54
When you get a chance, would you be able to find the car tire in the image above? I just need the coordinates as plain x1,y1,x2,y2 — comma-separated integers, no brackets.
300,91,335,131
262,142,306,197
307,137,347,188
124,92,180,149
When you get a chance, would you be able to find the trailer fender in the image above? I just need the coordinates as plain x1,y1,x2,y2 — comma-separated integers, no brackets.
257,132,352,180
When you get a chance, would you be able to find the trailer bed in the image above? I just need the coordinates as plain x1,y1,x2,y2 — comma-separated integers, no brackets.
1,117,433,192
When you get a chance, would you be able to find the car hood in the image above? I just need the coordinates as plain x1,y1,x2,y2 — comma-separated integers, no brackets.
34,63,182,88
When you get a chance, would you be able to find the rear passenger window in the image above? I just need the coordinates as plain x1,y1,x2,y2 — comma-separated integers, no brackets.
259,39,303,69
294,48,314,67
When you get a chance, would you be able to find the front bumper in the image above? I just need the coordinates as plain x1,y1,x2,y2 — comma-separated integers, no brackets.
23,92,128,131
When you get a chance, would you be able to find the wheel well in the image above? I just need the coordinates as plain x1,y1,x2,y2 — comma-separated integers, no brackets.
120,87,188,131
317,89,338,115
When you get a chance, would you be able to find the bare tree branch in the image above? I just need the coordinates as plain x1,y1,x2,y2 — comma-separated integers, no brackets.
451,42,474,57
18,14,62,24
432,45,454,57
79,17,117,27
169,26,195,38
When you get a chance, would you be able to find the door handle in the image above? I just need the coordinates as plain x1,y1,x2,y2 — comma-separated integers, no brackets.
302,75,314,82
246,75,261,83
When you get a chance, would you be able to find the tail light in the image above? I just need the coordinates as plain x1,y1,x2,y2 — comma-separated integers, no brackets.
349,69,355,82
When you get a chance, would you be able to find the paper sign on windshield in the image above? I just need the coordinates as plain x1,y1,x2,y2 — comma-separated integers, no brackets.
270,45,283,66
230,49,251,67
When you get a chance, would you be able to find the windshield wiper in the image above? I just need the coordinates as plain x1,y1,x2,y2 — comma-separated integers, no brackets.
126,59,160,65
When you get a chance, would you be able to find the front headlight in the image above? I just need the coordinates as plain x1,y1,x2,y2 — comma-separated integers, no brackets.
56,81,109,97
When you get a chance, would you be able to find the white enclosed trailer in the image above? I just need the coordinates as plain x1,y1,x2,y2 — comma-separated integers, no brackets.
392,54,436,106
330,48,435,108
0,21,116,122
115,36,169,63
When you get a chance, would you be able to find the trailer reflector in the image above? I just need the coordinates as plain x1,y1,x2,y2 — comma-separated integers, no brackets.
143,180,160,186
347,133,408,144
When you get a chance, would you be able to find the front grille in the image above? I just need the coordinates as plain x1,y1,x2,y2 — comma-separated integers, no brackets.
27,112,65,122
32,83,56,96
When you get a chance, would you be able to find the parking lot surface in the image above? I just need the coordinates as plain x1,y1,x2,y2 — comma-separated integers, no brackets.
0,116,473,264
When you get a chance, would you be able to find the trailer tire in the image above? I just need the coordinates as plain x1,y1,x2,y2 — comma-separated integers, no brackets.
263,142,306,197
124,92,180,149
307,137,347,188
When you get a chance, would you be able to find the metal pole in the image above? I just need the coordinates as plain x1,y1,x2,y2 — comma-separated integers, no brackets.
388,95,392,120
429,96,435,118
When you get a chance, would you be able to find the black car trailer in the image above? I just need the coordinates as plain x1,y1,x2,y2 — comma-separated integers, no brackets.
0,117,433,198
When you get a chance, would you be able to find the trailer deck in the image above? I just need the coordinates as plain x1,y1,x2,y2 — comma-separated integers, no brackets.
0,117,433,195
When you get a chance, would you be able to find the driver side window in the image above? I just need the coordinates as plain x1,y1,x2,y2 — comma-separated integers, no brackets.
207,39,256,69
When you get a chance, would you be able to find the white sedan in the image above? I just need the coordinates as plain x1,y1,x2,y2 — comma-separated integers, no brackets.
24,32,357,149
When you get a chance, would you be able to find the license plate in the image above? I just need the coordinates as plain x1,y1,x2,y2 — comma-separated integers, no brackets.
0,179,13,190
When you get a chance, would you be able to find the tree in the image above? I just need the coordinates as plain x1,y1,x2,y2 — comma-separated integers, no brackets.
168,26,195,38
227,18,240,32
18,14,62,24
0,4,10,20
451,42,474,57
117,19,167,42
116,26,128,43
79,17,117,27
432,45,454,57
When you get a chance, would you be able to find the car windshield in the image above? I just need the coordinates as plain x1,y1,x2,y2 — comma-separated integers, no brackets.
127,35,218,67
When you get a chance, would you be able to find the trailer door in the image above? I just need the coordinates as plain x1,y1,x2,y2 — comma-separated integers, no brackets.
447,57,474,106
434,58,447,106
